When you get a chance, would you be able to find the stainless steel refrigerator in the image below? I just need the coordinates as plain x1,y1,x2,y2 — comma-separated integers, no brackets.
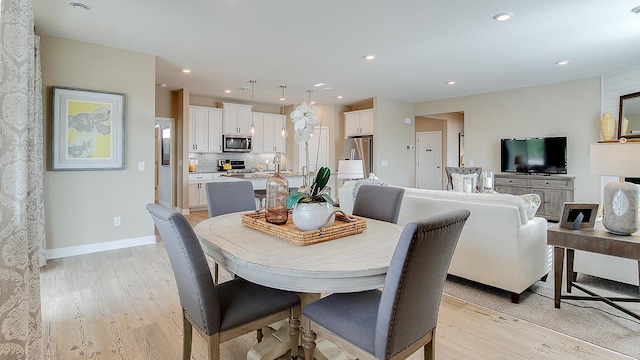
344,135,373,176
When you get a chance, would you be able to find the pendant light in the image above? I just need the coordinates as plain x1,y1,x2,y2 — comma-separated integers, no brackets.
280,85,288,138
250,80,256,135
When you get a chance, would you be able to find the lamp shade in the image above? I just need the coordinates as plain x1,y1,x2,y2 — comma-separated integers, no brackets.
338,160,364,179
590,143,640,177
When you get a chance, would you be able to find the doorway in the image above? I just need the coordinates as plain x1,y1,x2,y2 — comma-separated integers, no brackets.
155,117,174,208
416,131,443,190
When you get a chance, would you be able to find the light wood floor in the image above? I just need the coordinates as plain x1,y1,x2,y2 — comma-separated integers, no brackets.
40,210,634,360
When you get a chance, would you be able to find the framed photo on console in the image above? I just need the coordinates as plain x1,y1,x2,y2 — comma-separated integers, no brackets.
559,203,599,230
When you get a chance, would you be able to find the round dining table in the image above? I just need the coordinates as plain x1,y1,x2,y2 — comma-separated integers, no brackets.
194,211,405,360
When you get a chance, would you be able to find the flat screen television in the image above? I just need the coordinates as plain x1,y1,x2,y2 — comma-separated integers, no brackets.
500,137,567,174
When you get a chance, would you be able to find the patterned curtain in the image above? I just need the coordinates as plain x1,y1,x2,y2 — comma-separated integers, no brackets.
0,0,45,358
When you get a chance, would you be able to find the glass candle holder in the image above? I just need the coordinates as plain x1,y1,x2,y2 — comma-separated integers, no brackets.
463,177,473,193
483,170,494,192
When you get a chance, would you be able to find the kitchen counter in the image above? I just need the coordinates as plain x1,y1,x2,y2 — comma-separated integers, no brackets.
220,171,300,179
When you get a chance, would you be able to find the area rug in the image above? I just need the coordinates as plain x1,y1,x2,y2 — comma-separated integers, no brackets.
443,273,640,359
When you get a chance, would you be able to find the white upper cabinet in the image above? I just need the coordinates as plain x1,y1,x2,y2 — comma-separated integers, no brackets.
222,102,253,134
189,106,222,153
344,109,374,137
252,112,286,153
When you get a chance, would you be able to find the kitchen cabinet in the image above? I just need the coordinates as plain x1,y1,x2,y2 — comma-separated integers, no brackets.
344,109,374,137
188,173,214,208
253,112,286,153
188,182,208,207
189,106,222,153
222,102,253,134
494,173,575,221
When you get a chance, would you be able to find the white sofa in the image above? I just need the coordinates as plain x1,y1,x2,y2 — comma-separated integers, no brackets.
340,183,550,302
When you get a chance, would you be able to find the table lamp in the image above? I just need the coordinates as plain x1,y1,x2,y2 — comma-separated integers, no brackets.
338,160,365,182
590,142,640,235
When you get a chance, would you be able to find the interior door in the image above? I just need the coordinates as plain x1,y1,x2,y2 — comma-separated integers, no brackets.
417,131,443,190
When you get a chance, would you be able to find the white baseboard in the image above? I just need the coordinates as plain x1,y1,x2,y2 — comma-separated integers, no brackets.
45,235,157,260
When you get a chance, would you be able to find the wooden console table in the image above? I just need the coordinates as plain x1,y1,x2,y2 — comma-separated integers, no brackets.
495,173,574,221
547,223,640,320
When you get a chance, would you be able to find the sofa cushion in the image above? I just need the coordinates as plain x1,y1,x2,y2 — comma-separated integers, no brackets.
352,177,389,203
520,194,541,220
403,188,530,225
451,172,478,192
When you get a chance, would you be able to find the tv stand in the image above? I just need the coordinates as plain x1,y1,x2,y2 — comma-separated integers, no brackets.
494,173,575,222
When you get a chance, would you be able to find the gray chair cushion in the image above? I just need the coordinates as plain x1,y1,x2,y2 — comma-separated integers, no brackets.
353,185,405,224
205,181,256,218
217,278,301,331
303,290,381,354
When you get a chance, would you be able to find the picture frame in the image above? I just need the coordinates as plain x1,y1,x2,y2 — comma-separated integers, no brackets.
559,202,599,230
51,86,125,170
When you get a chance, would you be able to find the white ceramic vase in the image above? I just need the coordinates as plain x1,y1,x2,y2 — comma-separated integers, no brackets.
292,202,335,231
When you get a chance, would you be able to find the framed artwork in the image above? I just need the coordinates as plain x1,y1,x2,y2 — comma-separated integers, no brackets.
559,203,599,230
51,86,125,170
161,127,170,166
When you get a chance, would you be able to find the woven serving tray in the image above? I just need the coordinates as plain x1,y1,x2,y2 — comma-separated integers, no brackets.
240,211,367,246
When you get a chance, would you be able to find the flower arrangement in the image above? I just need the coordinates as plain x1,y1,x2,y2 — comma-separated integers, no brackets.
286,102,334,208
289,102,318,144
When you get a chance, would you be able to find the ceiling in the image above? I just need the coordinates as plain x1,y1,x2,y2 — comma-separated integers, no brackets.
33,0,640,107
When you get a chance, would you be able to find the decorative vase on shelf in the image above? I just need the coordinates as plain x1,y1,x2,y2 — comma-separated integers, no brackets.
600,112,616,141
265,162,289,225
292,202,335,231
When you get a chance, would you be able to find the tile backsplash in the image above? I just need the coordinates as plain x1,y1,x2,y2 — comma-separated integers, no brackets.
190,152,291,172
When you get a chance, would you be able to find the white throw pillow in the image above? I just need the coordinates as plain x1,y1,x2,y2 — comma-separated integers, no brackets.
520,193,541,219
451,173,478,192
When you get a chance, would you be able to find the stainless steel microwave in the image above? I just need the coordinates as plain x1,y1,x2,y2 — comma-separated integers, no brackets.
222,135,252,152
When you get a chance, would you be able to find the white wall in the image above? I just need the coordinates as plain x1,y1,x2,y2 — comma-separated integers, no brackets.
413,78,602,203
374,97,415,187
602,64,640,132
42,36,156,255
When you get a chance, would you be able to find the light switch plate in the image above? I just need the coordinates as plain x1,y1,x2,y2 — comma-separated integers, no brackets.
138,161,145,171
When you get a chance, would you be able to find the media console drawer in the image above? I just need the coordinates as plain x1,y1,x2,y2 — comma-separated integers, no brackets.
530,179,569,188
494,173,575,222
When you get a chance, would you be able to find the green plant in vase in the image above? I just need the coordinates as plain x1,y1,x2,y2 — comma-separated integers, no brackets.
286,167,334,209
286,167,335,231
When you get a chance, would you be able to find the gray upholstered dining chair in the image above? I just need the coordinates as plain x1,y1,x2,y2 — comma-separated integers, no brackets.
205,181,257,217
146,204,301,360
445,166,483,192
205,181,257,283
302,209,470,360
352,185,405,224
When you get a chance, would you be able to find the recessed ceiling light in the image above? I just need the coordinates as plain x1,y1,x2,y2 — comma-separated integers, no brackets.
363,55,376,60
337,95,343,99
314,83,325,87
324,87,332,90
181,69,191,73
224,89,231,94
493,12,513,21
631,6,640,14
556,61,569,66
279,97,286,101
69,2,90,10
446,81,456,85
